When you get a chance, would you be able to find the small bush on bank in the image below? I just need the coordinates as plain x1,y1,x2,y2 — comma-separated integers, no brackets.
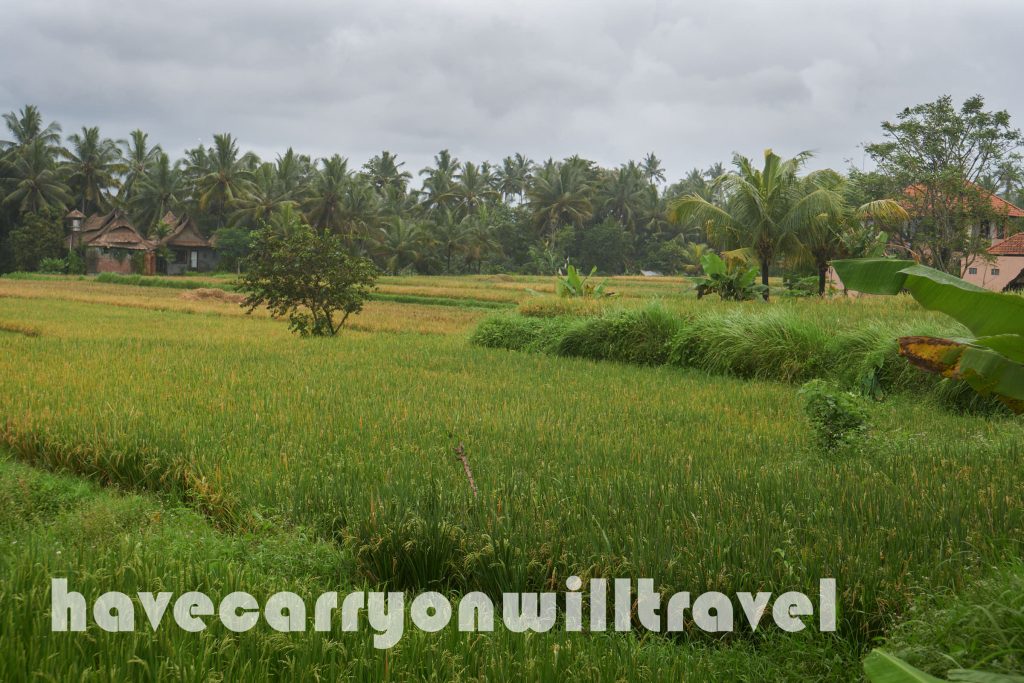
798,379,869,451
37,257,67,274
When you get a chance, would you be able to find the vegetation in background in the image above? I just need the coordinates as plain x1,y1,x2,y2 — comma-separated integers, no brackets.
554,263,617,298
865,94,1023,275
4,95,1020,283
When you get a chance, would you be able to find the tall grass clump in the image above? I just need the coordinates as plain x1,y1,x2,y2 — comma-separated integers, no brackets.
556,304,683,365
468,314,577,353
669,308,832,382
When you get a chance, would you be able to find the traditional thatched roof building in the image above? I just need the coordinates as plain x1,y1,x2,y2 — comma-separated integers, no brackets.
66,209,156,274
154,213,218,274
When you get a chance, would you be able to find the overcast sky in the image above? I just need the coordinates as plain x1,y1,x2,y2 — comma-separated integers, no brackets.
3,0,1022,184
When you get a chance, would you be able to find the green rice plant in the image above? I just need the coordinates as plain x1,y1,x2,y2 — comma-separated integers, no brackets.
1,277,1024,678
865,561,1024,680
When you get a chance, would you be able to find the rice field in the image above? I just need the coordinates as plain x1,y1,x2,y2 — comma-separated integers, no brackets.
1,274,1022,681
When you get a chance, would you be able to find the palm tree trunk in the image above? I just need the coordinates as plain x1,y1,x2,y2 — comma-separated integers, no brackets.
760,257,770,301
818,262,828,296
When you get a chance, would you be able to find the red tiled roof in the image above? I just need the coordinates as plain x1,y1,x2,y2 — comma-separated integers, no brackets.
990,232,1024,256
903,183,1024,218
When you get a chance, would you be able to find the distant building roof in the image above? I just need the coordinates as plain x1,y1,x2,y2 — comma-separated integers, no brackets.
65,209,86,219
904,183,1024,218
160,211,179,227
160,215,212,249
990,232,1024,256
70,210,153,251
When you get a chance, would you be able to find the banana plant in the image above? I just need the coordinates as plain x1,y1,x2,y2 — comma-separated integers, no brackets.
832,258,1024,413
864,649,1024,682
692,252,767,301
555,264,617,299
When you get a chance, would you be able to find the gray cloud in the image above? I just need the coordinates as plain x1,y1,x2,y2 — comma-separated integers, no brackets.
3,0,1023,181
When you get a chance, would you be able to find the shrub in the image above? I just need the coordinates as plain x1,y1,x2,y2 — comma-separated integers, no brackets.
37,257,67,274
798,379,869,451
240,219,377,337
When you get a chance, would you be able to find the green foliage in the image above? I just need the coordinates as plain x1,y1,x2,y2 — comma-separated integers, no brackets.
556,305,683,365
692,252,767,301
865,94,1022,274
782,273,821,297
555,264,617,298
241,219,378,336
798,379,869,451
211,226,251,272
870,561,1024,681
833,258,1024,412
2,209,65,272
37,257,66,274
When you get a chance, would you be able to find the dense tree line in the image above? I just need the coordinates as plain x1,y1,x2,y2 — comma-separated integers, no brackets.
1,95,1020,282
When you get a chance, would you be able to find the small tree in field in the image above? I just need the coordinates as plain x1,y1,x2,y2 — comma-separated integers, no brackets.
240,220,377,336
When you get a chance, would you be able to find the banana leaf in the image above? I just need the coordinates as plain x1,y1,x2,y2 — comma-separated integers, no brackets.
864,650,945,683
899,337,1024,413
832,259,1024,337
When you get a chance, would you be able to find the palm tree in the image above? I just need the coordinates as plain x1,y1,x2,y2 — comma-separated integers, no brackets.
335,178,381,246
362,151,412,194
452,162,499,217
419,149,460,216
599,162,655,233
461,206,501,273
432,209,469,273
130,151,183,234
196,133,255,227
1,138,71,213
275,148,313,199
118,129,161,204
669,149,843,300
496,153,533,203
1,105,61,153
794,170,908,295
372,216,431,274
61,126,125,213
641,152,666,185
527,160,593,242
230,162,297,227
304,155,351,231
